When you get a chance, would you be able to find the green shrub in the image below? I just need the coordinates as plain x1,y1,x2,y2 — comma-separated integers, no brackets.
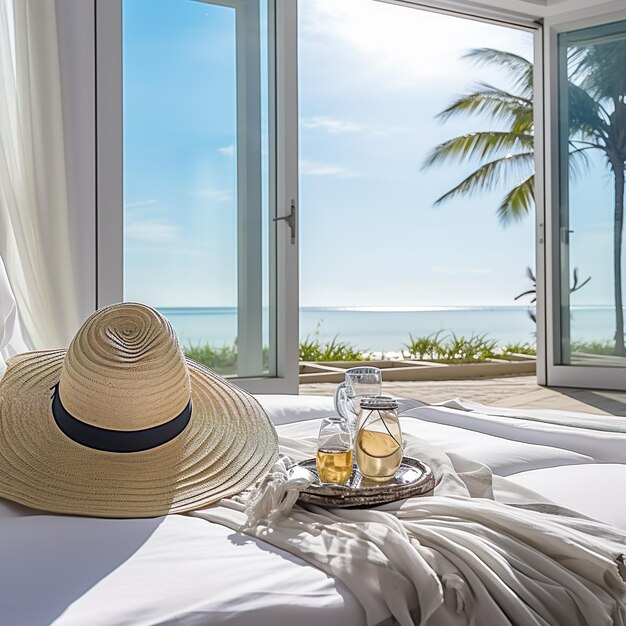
185,343,269,375
185,343,238,374
570,340,614,355
403,332,443,360
299,335,368,362
502,342,537,356
404,332,498,362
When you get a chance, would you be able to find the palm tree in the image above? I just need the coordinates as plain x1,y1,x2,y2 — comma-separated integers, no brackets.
424,46,626,355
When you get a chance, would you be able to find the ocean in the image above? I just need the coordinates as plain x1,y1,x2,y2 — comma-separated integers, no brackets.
157,306,621,352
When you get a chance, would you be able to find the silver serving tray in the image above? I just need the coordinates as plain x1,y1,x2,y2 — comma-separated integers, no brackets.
291,456,435,508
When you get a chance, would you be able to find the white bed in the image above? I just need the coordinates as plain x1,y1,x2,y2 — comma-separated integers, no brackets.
2,394,625,626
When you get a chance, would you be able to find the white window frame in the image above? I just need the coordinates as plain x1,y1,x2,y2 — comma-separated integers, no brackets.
543,7,626,389
95,0,299,394
60,0,542,395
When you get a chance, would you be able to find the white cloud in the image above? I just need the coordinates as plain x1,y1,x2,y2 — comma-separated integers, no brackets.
299,0,533,89
124,199,180,243
432,265,492,276
301,115,406,136
126,244,206,258
301,116,364,133
300,159,359,178
125,219,179,243
193,189,232,203
217,144,235,156
124,199,158,209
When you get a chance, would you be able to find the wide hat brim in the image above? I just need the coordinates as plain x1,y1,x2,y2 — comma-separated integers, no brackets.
0,350,278,518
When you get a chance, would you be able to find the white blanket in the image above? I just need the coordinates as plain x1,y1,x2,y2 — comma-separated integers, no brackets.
3,399,626,626
194,433,626,626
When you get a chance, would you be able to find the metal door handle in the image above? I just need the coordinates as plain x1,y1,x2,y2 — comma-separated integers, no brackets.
273,200,296,244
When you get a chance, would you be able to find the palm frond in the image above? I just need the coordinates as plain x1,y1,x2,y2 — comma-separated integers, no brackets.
497,174,535,225
437,86,532,127
569,146,595,180
433,153,534,207
463,48,533,96
423,131,533,169
568,83,609,139
570,267,591,293
463,48,532,72
569,41,626,104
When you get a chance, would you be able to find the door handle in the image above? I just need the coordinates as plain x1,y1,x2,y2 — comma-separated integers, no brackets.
273,199,296,244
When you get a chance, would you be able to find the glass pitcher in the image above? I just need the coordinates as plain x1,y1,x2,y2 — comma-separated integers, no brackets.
356,396,403,483
334,367,382,430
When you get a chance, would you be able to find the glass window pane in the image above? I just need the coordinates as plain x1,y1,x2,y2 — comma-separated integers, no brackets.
122,0,271,377
298,0,535,356
558,21,626,366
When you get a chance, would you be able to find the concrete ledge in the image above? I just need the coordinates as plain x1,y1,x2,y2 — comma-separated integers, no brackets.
299,358,536,384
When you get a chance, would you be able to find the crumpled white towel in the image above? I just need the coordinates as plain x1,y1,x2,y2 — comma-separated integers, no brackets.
192,434,626,626
243,455,311,529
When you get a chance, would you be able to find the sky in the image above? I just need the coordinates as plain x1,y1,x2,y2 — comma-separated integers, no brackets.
297,0,535,308
121,0,613,311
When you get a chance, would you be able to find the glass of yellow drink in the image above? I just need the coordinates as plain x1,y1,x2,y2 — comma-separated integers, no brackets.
316,416,353,484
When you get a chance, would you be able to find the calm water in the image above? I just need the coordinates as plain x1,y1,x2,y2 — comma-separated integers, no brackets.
157,306,619,351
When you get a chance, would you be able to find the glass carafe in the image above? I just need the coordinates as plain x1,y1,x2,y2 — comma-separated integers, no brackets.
334,367,383,432
356,396,403,483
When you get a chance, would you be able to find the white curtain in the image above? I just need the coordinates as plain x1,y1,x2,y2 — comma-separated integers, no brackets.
0,254,28,375
0,0,81,350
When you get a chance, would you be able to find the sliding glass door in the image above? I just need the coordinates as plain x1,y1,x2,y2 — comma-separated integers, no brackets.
545,13,626,389
96,0,298,392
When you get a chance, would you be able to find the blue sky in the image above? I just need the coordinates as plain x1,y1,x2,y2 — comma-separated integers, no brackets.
123,0,240,307
298,0,535,308
122,0,622,311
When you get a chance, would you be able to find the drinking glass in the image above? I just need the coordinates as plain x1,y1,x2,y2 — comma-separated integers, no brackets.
316,416,353,484
356,396,402,483
334,367,383,430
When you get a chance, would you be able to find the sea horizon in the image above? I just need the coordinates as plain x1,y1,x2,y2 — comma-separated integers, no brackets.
156,305,620,351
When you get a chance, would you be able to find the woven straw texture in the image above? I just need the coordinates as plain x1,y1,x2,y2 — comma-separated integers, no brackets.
0,303,278,518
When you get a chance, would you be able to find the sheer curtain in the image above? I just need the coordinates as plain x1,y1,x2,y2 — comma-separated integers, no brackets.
0,0,81,350
0,254,28,375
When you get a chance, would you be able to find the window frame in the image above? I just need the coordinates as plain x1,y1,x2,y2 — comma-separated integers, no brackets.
543,7,626,389
95,0,300,393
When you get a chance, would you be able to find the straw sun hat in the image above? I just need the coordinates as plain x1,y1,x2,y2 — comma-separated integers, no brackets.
0,302,278,518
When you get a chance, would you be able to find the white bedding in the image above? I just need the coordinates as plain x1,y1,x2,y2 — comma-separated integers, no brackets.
2,395,626,626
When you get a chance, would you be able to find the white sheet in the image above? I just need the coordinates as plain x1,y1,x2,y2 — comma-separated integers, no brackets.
279,417,594,476
0,511,362,626
1,395,625,626
402,403,626,463
508,464,626,531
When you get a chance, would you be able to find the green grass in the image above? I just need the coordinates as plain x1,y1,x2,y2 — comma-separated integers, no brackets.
404,333,507,363
299,335,368,362
502,342,537,356
185,343,269,375
184,343,238,374
570,340,615,355
186,331,538,370
402,331,443,360
185,334,368,372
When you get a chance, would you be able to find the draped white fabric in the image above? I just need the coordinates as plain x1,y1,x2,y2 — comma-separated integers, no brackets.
0,254,28,375
0,0,80,349
196,433,626,626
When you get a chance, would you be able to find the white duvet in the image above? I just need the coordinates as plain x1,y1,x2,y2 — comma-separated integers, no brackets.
2,395,626,626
